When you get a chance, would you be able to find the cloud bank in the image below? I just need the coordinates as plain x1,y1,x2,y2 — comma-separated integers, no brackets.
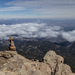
0,23,75,42
0,23,61,39
62,30,75,42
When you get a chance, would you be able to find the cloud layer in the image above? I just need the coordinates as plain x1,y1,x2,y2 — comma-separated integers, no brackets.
0,23,75,42
62,30,75,42
0,23,61,39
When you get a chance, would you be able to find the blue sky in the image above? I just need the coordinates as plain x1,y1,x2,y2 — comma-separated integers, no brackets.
0,0,75,19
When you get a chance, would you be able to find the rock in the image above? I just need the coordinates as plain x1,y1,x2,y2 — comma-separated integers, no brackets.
44,50,75,75
0,51,51,75
7,37,16,51
0,50,74,75
0,51,16,59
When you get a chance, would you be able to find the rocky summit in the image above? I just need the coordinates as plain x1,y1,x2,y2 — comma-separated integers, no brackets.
0,50,75,75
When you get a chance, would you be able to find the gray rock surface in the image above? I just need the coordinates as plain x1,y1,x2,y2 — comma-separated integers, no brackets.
0,50,75,75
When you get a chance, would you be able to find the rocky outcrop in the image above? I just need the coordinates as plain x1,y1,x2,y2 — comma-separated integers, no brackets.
44,51,75,75
0,50,74,75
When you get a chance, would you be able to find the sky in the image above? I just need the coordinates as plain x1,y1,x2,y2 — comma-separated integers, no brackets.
0,0,75,19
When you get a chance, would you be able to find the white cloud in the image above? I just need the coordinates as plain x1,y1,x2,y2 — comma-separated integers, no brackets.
6,0,75,8
0,6,25,11
0,0,74,19
4,0,75,19
0,23,62,40
62,30,75,42
0,22,75,42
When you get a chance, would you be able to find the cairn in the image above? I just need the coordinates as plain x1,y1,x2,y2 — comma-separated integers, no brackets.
7,37,16,51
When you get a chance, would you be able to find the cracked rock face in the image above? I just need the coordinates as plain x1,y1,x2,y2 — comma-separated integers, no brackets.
44,51,75,75
0,50,75,75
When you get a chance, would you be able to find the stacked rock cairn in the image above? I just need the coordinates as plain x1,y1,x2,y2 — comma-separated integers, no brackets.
7,37,16,51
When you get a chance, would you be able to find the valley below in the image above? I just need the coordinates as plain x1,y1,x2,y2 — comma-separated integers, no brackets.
0,38,75,72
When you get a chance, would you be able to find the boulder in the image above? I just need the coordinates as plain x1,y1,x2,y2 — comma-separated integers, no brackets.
0,50,74,75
